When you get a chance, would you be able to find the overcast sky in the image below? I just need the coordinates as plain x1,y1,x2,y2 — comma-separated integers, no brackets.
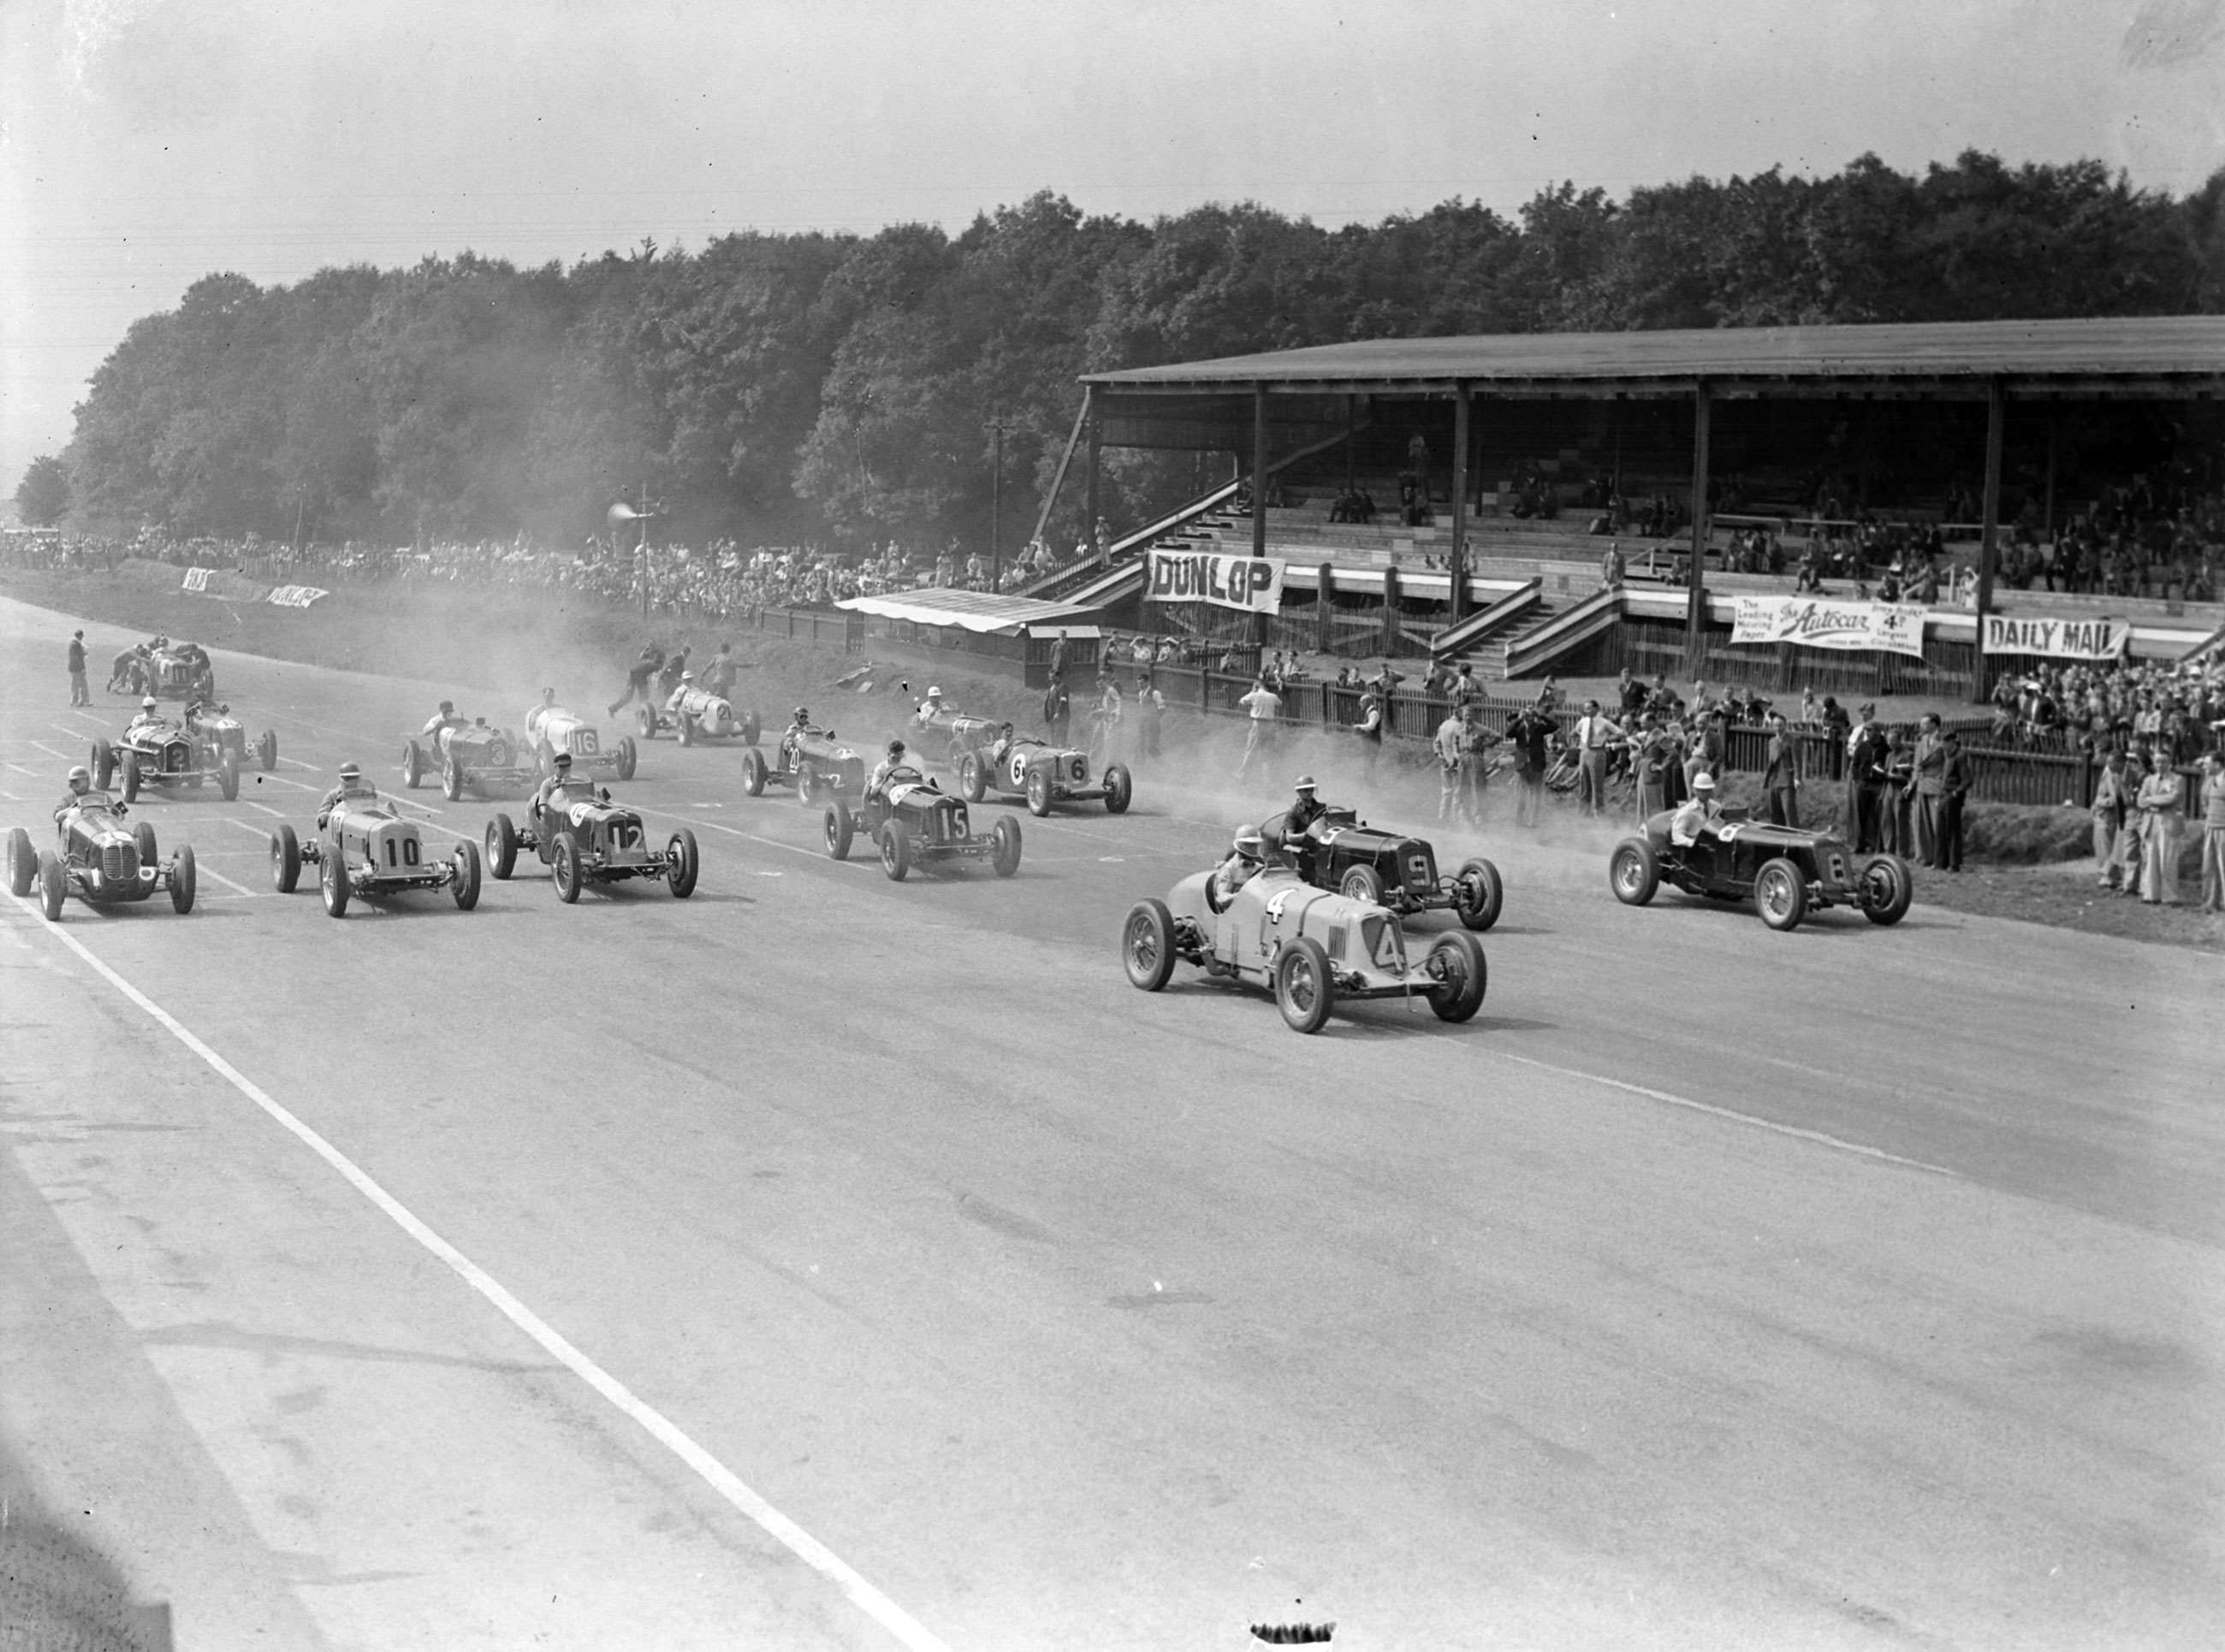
3,0,2222,500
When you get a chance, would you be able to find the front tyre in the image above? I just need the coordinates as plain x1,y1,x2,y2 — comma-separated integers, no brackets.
450,838,483,910
616,736,638,781
38,850,66,921
401,739,425,789
442,756,466,802
257,729,278,773
1453,856,1503,932
742,748,768,796
320,850,349,918
486,814,518,880
1024,767,1053,817
169,844,196,914
1122,898,1177,991
6,827,34,897
120,749,140,804
667,828,699,898
1426,930,1487,1022
1339,863,1386,904
635,706,657,740
92,740,116,790
1754,856,1808,933
1273,937,1335,1034
270,824,300,893
879,820,911,882
218,749,240,802
1860,853,1913,927
677,712,696,747
1609,838,1659,906
551,834,584,903
1102,763,1133,814
958,753,986,802
991,815,1022,878
824,801,854,861
134,821,158,867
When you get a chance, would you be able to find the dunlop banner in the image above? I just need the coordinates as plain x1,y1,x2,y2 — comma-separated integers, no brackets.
1980,613,2130,660
1729,595,1928,658
267,584,330,608
1147,549,1285,614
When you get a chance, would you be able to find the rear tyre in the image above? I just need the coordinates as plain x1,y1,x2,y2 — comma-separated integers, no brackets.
1453,856,1503,932
795,767,816,808
991,815,1022,878
218,749,240,802
552,834,584,903
169,844,196,914
486,814,518,880
451,838,483,910
742,748,768,796
677,712,696,747
120,750,140,803
92,740,116,790
401,739,425,789
1755,856,1808,933
1122,898,1177,991
38,850,66,921
958,753,987,802
635,706,657,740
319,849,349,917
1340,863,1385,903
1025,767,1052,817
1273,938,1335,1034
879,820,911,882
667,828,699,898
824,801,854,861
739,710,762,747
1860,853,1913,927
257,729,277,773
442,757,465,802
134,821,158,866
1102,763,1133,814
1609,839,1659,907
615,736,638,781
1426,931,1487,1022
5,827,33,897
270,824,300,892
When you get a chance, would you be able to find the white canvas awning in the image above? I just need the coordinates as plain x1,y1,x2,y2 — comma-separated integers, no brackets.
837,587,1106,636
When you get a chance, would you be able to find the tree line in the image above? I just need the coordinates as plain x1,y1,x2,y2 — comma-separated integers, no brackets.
21,151,2224,554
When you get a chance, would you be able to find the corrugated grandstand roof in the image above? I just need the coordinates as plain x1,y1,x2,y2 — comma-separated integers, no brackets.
1084,316,2225,396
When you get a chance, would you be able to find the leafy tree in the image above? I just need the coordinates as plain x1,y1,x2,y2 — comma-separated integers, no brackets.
15,455,69,525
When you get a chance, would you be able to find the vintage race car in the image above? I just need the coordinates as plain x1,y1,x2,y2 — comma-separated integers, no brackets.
91,713,243,802
1608,810,1913,933
1121,866,1486,1034
633,687,761,747
270,796,482,917
110,639,216,701
402,717,536,800
522,702,638,781
1272,806,1503,932
944,717,1133,816
7,802,196,921
741,723,867,807
484,789,699,903
821,767,1022,881
190,702,279,773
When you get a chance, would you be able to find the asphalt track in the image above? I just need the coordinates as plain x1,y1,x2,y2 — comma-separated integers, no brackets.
3,590,2222,1651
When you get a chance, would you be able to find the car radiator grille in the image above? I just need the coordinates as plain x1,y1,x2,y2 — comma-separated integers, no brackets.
104,842,139,881
164,745,189,773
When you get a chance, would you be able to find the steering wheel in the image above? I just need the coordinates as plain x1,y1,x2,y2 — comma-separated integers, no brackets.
1203,871,1233,915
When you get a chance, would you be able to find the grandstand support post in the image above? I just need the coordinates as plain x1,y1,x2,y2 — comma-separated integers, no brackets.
1683,380,1711,672
1974,377,2005,702
1451,382,1471,625
1382,565,1402,655
1344,396,1356,493
1031,392,1089,554
988,417,1006,591
1251,384,1270,648
1317,563,1335,654
1084,394,1102,562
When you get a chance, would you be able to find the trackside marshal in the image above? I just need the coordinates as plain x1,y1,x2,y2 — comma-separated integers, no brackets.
1980,613,2130,660
1148,550,1285,614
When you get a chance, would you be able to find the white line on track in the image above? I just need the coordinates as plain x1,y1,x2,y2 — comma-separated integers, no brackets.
246,802,288,818
226,817,276,840
1490,1051,1961,1176
276,755,321,771
0,791,17,802
30,740,71,760
195,863,258,897
4,763,34,775
1,897,954,1652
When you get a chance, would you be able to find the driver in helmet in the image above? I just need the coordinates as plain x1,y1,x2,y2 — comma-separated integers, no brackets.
1211,828,1267,906
665,670,697,713
317,761,377,829
867,739,911,802
1670,772,1725,846
985,720,1018,768
780,706,811,761
1285,774,1327,836
422,699,467,739
54,764,98,821
532,750,579,816
913,685,948,729
126,695,167,738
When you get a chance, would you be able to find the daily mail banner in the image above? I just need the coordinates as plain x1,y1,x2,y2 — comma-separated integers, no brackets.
1730,595,1928,658
1147,549,1285,614
267,584,330,608
1980,613,2130,660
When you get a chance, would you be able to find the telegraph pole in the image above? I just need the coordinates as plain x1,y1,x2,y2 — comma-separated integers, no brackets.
988,417,1008,592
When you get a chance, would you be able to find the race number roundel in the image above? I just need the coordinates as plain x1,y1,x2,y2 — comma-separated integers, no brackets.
1009,752,1029,790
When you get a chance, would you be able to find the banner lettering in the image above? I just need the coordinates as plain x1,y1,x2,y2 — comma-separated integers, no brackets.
266,584,329,608
1730,595,1928,658
1147,550,1285,614
1980,613,2130,660
180,566,212,592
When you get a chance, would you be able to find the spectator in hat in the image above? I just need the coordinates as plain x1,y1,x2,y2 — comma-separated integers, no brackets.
2135,749,2186,905
1762,710,1801,827
2197,752,2225,914
2091,749,2132,891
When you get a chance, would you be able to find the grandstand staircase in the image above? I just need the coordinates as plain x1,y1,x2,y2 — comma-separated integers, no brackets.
1468,598,1563,679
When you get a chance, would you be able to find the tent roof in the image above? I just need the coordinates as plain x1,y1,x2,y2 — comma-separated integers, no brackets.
836,588,1105,636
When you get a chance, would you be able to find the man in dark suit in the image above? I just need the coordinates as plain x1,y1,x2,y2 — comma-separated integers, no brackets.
1935,730,1972,872
1912,713,1948,867
1762,711,1801,827
1843,703,1888,852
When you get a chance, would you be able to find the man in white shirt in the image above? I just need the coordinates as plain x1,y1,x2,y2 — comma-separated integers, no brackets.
1433,708,1464,821
1570,698,1623,817
1237,677,1281,777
